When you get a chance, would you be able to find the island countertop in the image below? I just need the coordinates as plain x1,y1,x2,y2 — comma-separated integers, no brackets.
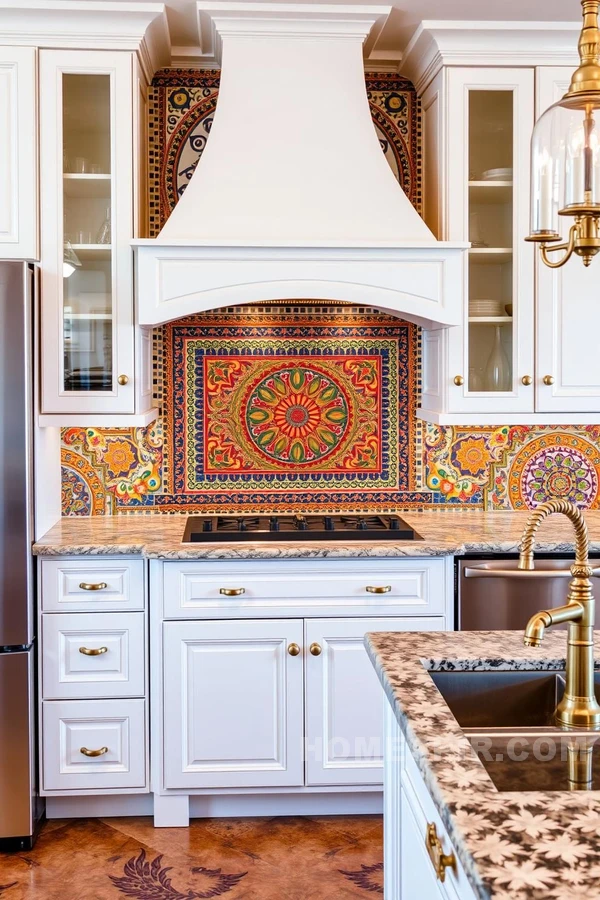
32,508,600,558
366,629,600,899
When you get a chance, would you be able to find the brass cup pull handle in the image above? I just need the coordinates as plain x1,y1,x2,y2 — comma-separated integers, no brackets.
366,585,392,594
219,587,246,596
425,822,456,883
79,646,108,656
79,582,107,592
80,746,108,758
309,642,322,656
543,374,555,385
287,643,301,657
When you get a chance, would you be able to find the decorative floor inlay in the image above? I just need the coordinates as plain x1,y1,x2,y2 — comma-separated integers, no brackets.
0,815,383,899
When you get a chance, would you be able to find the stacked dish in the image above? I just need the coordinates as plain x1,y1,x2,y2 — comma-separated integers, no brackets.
481,167,513,181
469,299,505,317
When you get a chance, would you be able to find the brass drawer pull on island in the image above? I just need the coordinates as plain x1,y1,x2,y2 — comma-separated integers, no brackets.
425,822,456,883
309,643,322,656
79,582,107,592
80,746,108,758
287,643,301,657
366,585,391,594
219,587,246,597
79,646,108,656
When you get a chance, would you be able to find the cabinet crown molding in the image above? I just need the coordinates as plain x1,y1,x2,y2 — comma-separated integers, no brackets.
402,20,581,93
0,1,170,80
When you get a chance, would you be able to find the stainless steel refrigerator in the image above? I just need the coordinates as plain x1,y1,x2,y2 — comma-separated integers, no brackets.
0,261,44,850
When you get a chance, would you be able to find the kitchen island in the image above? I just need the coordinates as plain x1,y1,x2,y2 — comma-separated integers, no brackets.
366,629,600,899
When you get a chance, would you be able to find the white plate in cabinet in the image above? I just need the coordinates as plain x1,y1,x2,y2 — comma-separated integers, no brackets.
162,559,446,619
41,558,145,612
42,699,146,792
42,612,145,699
163,619,304,789
305,617,445,787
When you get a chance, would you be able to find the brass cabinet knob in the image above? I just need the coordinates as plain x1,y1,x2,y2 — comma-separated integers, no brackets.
117,374,129,386
79,646,108,656
309,642,322,656
425,822,456,883
521,375,533,386
219,587,246,596
287,643,301,657
80,746,108,758
366,585,392,594
79,582,107,591
543,375,555,385
453,375,464,386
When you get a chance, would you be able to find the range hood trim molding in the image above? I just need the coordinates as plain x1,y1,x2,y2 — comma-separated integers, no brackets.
134,241,467,330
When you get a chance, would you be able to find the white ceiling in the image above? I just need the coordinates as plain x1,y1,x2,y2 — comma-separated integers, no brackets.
58,0,584,64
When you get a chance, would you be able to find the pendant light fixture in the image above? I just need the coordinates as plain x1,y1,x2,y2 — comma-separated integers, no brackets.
526,0,600,267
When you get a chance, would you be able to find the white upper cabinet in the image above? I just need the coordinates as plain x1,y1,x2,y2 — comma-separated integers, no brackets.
535,67,600,414
0,47,38,260
420,67,535,420
38,49,155,422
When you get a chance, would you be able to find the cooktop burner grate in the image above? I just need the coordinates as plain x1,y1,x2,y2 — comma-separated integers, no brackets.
182,514,421,543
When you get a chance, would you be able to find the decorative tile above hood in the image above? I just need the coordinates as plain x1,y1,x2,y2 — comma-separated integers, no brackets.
134,2,467,329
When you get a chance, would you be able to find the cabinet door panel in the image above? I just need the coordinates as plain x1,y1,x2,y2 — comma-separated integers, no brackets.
0,47,37,260
305,617,444,786
163,619,304,789
536,67,600,413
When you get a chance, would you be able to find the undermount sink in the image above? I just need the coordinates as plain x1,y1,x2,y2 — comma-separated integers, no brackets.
429,669,600,791
429,669,600,731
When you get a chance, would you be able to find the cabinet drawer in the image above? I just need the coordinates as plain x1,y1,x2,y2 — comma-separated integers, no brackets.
42,699,146,792
41,558,145,611
402,745,476,899
42,612,145,699
163,558,447,619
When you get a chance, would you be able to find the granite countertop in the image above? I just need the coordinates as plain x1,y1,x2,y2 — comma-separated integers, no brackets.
32,508,600,558
366,629,600,900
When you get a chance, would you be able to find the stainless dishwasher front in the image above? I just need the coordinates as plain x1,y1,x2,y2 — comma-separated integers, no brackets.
457,557,600,631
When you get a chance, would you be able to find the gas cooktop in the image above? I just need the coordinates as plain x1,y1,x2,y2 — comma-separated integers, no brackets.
182,514,422,543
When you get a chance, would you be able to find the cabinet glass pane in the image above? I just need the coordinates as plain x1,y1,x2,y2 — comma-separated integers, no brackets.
467,90,514,392
62,74,113,392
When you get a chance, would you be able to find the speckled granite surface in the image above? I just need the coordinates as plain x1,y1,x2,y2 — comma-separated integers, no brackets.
366,629,600,899
32,509,600,558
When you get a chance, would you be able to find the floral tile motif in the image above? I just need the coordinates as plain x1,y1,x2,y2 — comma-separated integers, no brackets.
61,425,163,515
424,424,510,505
487,426,600,510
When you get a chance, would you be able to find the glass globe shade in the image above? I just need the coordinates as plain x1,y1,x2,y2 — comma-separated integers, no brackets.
530,96,600,236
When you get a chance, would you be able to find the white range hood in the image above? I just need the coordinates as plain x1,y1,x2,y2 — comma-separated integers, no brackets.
134,1,467,329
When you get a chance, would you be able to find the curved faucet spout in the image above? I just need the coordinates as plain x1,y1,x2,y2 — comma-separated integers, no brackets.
518,498,590,570
518,500,600,731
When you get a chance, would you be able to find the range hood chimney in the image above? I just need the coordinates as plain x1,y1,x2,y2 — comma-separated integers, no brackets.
134,2,467,328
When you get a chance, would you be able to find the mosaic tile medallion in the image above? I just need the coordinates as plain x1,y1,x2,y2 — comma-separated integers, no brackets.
155,306,424,513
488,426,600,510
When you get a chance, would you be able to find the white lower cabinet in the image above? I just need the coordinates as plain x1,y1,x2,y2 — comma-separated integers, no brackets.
384,704,476,900
163,619,305,789
305,616,444,786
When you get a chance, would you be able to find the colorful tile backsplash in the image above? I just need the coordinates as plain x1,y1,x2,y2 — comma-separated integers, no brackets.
60,69,600,515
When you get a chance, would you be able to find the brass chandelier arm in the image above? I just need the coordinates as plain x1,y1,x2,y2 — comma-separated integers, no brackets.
539,224,578,268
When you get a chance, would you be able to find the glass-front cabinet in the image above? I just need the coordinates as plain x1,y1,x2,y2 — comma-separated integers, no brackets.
40,50,135,414
422,67,535,417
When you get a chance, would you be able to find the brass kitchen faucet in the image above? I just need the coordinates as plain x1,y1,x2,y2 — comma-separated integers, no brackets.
519,499,600,730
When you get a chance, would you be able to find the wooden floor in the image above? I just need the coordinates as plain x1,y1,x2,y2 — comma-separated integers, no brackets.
0,815,383,899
